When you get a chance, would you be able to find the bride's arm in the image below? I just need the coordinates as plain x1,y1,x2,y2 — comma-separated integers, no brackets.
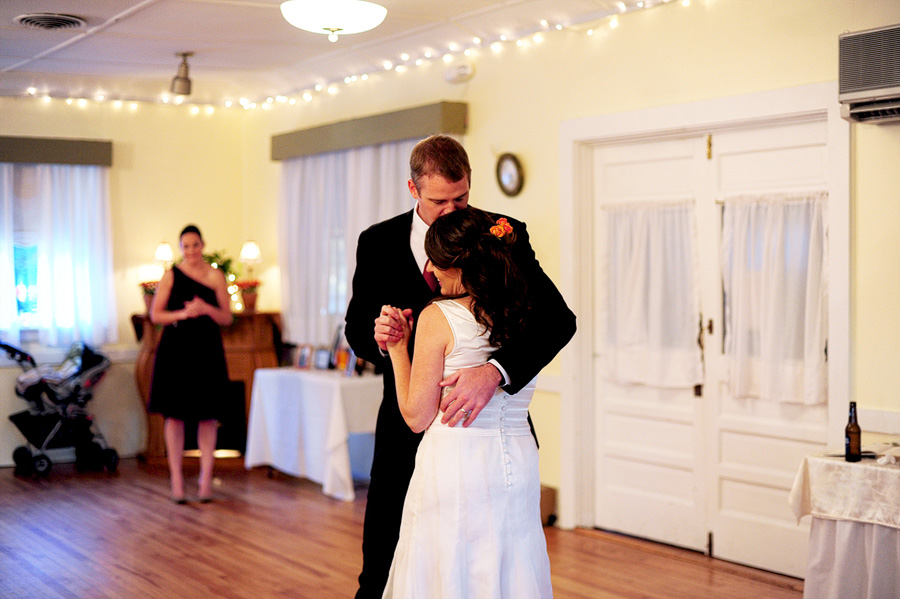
387,304,450,433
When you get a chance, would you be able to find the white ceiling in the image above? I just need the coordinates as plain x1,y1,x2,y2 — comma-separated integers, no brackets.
0,0,656,106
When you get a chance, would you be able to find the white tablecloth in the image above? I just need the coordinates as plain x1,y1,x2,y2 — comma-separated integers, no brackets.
789,454,900,599
244,368,382,501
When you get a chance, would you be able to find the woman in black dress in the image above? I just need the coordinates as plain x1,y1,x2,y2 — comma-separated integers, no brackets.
148,225,233,503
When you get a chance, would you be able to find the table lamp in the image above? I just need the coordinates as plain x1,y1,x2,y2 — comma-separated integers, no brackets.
155,242,174,268
239,240,262,279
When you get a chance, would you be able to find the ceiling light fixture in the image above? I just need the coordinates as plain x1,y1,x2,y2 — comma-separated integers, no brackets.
280,0,387,43
170,52,193,96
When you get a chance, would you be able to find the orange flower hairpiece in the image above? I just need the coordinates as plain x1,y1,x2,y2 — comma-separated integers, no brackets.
490,218,514,239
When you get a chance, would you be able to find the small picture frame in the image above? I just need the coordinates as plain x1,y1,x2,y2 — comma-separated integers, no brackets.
330,324,345,368
314,347,331,370
295,344,313,369
343,348,357,376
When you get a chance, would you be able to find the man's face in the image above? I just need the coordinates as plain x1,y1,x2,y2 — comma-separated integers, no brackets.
410,173,470,226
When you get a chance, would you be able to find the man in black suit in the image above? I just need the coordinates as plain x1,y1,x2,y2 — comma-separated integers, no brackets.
344,135,576,599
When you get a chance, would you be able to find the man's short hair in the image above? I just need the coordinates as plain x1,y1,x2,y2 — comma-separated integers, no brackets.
410,135,471,190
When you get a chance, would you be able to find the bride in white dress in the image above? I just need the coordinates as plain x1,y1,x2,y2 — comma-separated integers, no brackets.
382,208,553,599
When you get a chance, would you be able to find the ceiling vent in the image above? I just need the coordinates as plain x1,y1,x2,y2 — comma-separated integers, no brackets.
14,13,87,30
838,23,900,123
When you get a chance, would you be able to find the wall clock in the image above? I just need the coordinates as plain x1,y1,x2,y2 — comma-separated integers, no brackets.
496,153,524,197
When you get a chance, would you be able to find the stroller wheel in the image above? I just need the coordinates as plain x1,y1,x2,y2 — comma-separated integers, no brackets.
103,448,119,473
33,453,52,476
76,441,103,471
13,446,34,476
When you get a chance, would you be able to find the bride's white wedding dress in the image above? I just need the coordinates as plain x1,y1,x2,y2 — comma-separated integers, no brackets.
382,299,553,599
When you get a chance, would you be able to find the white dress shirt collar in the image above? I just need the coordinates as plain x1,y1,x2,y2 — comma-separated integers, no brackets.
410,202,430,273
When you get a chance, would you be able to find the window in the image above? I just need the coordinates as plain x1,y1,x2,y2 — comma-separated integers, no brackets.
278,140,419,346
0,163,118,347
721,191,827,404
599,200,703,389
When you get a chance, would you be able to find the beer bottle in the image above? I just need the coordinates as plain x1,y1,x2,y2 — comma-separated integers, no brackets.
845,401,861,462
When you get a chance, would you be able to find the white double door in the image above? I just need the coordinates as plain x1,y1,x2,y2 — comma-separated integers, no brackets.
591,120,831,577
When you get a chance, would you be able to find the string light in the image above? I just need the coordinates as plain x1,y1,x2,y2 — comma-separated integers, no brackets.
17,0,686,112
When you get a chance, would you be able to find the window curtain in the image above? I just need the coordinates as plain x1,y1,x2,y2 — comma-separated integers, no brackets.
0,164,19,343
721,191,828,405
599,200,703,388
0,163,117,347
278,139,418,346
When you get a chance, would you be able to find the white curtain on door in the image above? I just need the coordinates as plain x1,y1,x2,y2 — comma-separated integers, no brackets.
278,139,418,346
721,191,828,405
599,200,703,388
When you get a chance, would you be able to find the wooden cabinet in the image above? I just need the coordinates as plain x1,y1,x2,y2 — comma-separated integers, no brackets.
134,312,282,458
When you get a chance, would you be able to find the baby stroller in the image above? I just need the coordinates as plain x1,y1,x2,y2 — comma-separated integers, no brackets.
4,341,119,476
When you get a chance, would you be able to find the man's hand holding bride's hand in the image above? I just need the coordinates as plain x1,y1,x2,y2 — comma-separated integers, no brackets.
379,305,413,352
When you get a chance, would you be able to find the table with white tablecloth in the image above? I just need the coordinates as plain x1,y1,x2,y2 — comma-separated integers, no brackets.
789,453,900,599
244,368,383,501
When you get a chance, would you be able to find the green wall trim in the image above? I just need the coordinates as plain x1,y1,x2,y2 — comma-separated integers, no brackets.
271,101,467,161
0,136,113,166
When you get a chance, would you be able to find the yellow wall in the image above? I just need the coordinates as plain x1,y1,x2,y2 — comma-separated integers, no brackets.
2,0,899,484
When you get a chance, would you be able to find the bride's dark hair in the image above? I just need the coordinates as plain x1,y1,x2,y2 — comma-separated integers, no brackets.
425,208,529,347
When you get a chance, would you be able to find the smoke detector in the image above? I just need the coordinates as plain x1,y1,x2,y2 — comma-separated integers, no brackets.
444,62,475,84
14,13,87,30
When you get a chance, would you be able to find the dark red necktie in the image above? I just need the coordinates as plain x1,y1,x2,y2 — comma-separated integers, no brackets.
423,261,438,292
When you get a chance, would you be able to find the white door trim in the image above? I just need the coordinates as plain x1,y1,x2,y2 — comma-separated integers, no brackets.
558,82,850,529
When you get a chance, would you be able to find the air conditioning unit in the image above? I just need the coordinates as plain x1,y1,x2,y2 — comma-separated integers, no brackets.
838,23,900,123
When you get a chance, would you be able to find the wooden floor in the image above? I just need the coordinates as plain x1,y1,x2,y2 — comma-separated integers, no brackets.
0,458,804,599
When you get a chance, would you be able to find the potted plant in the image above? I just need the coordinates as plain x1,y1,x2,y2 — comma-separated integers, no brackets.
236,280,262,311
139,280,159,313
203,250,236,282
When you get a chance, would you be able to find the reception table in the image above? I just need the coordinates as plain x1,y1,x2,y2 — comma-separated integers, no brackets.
789,452,900,599
244,368,382,501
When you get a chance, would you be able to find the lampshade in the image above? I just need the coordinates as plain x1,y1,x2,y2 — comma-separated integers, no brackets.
280,0,387,42
170,52,193,95
239,241,262,265
155,242,174,264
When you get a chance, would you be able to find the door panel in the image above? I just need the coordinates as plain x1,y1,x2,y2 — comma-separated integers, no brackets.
705,123,829,577
592,137,707,552
592,120,829,576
